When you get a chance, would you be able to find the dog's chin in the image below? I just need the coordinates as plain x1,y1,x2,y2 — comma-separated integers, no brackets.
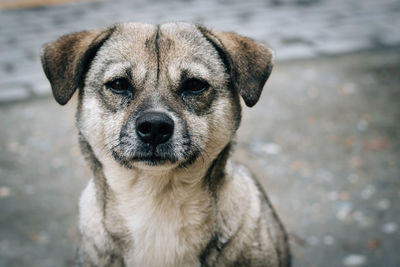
112,153,176,170
133,158,178,171
112,149,200,170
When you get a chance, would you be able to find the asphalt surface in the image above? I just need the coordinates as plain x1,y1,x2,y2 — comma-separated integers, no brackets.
1,47,399,266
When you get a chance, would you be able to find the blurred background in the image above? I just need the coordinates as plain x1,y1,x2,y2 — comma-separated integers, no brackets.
0,0,399,266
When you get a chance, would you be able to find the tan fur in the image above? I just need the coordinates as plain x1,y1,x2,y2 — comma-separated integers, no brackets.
41,22,290,267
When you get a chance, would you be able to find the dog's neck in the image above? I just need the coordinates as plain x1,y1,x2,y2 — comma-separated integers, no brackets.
83,138,232,265
80,136,236,265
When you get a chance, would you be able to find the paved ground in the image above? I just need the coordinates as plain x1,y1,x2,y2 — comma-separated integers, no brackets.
0,0,84,10
0,0,400,103
0,0,400,266
1,47,399,266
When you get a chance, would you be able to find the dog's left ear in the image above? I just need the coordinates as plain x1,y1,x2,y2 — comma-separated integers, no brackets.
199,27,274,107
41,27,115,105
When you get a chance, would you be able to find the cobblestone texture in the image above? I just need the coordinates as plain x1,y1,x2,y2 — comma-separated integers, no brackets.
1,0,400,102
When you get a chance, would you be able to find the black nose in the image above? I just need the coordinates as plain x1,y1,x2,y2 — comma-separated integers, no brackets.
135,112,174,146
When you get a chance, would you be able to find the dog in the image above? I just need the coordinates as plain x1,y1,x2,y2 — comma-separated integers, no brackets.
41,22,290,267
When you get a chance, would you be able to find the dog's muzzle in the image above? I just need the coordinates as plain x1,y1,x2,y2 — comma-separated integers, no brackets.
114,110,196,168
135,112,174,147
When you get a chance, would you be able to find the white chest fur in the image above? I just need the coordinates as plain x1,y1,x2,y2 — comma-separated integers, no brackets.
101,158,214,267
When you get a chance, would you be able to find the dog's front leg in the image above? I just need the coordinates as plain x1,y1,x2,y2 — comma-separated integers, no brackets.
76,237,124,267
76,179,124,267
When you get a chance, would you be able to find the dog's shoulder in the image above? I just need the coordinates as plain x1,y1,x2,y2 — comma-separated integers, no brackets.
211,161,291,266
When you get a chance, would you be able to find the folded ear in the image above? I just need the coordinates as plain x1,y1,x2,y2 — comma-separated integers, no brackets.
40,27,115,105
198,27,274,107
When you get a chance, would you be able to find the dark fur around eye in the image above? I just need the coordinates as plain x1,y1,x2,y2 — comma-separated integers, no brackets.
180,78,209,96
105,78,133,95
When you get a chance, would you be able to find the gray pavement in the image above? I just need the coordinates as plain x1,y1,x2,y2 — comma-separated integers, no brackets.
1,47,400,266
1,0,400,266
1,0,400,103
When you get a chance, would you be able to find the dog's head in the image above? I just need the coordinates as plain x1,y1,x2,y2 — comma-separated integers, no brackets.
41,23,274,170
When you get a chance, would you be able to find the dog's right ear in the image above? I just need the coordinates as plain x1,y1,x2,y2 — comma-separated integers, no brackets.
40,27,115,105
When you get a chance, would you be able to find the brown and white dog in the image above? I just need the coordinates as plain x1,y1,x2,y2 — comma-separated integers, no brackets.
41,22,290,267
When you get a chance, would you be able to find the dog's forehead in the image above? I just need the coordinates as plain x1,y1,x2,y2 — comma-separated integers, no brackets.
98,22,224,83
117,22,158,36
109,22,214,60
159,22,204,44
110,23,158,55
158,23,216,59
158,23,223,80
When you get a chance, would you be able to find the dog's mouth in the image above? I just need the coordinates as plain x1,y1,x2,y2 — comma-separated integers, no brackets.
111,141,200,169
131,150,179,166
112,146,177,167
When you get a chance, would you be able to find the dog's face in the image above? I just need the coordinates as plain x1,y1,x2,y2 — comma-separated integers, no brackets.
81,23,239,169
41,23,274,170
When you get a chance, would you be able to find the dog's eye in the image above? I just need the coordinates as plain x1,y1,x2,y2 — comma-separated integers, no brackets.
105,78,132,94
180,78,209,96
